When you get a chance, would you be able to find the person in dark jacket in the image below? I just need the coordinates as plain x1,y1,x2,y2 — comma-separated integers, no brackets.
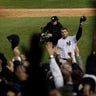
41,16,63,46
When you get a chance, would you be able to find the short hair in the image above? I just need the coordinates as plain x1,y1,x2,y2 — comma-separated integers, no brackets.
60,27,68,32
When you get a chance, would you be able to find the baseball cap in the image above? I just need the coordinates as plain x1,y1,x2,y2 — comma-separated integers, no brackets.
7,34,20,50
51,16,58,22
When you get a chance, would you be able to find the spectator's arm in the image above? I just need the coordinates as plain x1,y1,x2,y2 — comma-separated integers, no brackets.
75,46,84,71
6,61,14,72
46,42,64,88
50,57,64,88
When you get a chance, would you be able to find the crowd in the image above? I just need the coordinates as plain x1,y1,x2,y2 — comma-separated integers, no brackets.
0,16,96,96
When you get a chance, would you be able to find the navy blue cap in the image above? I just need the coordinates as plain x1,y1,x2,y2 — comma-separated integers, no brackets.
7,34,20,50
51,16,58,22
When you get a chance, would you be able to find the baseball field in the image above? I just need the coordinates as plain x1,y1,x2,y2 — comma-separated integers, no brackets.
0,0,96,8
0,0,96,70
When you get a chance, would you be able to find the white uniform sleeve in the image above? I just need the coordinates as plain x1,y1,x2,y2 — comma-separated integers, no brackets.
50,58,64,88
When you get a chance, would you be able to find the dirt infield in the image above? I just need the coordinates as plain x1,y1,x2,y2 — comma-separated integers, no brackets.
0,8,96,17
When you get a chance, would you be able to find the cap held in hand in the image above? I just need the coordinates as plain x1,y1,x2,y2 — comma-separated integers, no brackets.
80,16,87,23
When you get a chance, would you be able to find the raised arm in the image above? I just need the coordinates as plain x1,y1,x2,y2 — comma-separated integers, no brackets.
76,23,83,41
46,42,64,88
76,16,87,41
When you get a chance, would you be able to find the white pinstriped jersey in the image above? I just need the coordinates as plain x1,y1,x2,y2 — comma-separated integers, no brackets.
56,35,77,63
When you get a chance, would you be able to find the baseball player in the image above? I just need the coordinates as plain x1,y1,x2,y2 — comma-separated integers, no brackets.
41,16,63,46
56,16,86,63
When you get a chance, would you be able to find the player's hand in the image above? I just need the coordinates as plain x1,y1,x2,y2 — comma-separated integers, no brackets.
80,16,87,23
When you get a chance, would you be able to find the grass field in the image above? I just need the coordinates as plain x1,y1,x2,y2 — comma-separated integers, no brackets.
0,17,95,68
0,0,96,8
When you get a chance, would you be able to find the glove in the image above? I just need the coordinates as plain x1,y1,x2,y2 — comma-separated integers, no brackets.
80,16,87,23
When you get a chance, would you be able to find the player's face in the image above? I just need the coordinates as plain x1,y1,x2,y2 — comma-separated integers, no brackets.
61,29,69,38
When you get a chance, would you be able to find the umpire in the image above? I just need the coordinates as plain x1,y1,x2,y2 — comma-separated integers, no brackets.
41,16,63,46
